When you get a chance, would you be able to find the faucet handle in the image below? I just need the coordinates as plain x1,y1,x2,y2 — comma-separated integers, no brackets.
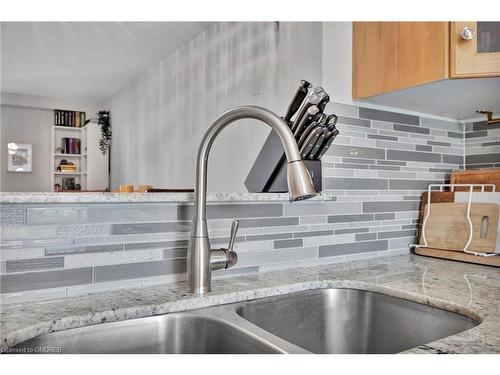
227,219,239,252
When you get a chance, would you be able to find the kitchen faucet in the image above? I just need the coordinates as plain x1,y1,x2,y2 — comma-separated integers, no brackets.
188,105,317,294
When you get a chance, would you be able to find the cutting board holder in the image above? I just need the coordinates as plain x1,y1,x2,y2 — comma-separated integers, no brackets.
413,183,500,267
244,130,322,193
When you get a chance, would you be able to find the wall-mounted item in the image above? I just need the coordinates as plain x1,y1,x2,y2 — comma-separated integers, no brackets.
7,143,32,172
476,110,500,125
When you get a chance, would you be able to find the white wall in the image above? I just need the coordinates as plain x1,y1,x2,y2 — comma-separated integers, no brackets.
1,105,53,191
322,22,354,105
0,93,99,192
104,22,323,193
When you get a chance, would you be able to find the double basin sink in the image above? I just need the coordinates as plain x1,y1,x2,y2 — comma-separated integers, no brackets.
13,288,478,354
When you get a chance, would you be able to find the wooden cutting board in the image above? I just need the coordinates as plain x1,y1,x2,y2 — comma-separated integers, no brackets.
450,169,500,191
420,202,499,253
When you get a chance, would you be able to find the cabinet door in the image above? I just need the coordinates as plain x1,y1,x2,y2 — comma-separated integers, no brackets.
353,22,448,99
451,22,500,77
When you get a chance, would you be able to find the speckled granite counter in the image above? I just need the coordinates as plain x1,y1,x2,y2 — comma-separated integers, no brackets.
0,192,337,204
1,253,499,353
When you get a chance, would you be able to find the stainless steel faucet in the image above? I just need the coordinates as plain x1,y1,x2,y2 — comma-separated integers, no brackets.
188,105,317,294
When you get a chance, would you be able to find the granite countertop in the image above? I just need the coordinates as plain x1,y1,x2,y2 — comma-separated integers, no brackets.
1,253,499,353
0,192,337,204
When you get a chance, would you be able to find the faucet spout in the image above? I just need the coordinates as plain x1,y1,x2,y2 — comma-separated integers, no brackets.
188,106,317,294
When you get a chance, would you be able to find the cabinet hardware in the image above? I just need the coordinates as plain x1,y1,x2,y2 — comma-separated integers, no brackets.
477,110,500,125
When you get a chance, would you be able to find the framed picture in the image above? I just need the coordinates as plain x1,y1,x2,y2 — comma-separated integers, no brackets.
7,143,32,172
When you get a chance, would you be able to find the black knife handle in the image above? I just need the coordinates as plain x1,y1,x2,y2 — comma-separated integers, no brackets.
284,80,312,122
318,94,330,112
315,128,339,160
307,127,328,159
292,90,326,132
325,114,338,130
297,122,318,148
294,105,319,139
313,112,327,125
300,127,324,159
313,87,330,112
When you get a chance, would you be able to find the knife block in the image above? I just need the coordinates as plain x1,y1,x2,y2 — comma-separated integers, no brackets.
266,159,322,193
244,130,322,193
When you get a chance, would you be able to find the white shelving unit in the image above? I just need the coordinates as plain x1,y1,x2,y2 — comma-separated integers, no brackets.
50,122,109,191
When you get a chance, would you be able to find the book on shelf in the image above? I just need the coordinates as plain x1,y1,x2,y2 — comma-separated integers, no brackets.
54,109,86,127
61,137,81,154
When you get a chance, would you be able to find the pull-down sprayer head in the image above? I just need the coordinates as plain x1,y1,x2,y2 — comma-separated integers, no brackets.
287,160,317,201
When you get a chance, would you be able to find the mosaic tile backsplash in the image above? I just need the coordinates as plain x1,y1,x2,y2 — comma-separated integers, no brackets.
0,103,466,303
465,120,500,169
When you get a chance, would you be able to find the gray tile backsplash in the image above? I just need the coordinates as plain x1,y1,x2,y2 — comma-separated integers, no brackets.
363,201,420,213
359,107,420,125
1,268,92,294
176,203,283,221
5,257,64,273
45,244,123,256
393,124,429,134
1,103,466,303
465,120,500,169
387,150,441,163
274,239,303,249
111,221,191,235
94,259,186,283
319,239,389,257
0,206,25,226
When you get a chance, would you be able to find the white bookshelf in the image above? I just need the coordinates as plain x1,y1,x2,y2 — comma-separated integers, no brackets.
53,126,83,131
50,122,109,191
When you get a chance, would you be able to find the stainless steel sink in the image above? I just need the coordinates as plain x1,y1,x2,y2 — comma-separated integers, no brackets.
12,313,282,354
236,289,479,354
11,288,479,354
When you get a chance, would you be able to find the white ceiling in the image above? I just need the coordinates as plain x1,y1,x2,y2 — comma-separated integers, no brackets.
1,22,212,103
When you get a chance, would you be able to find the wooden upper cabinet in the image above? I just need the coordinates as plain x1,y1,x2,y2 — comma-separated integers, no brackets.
353,22,500,99
451,22,500,77
353,22,449,99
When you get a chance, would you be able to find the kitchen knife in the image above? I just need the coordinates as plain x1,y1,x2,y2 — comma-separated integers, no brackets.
295,113,326,147
293,105,319,139
313,87,330,112
307,126,329,159
300,126,325,159
292,90,328,132
325,114,338,130
313,112,327,125
284,80,312,122
312,127,340,160
297,121,319,148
